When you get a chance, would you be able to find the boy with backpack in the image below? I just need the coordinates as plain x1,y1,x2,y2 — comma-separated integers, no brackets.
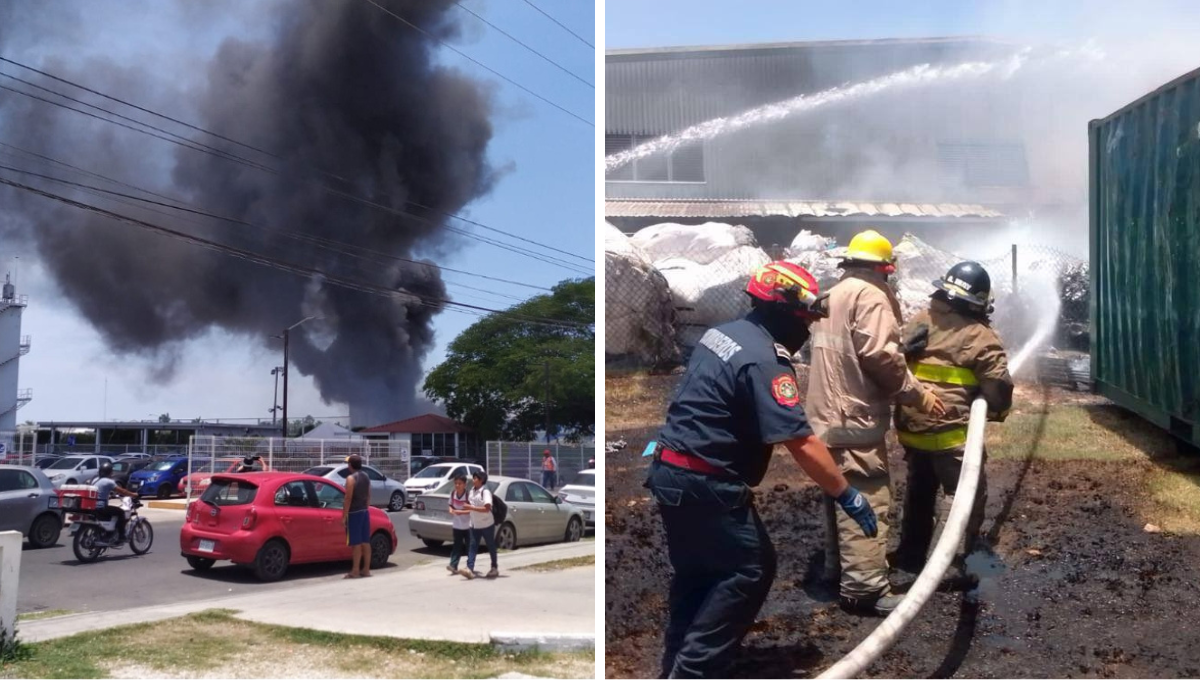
448,475,472,576
463,469,501,579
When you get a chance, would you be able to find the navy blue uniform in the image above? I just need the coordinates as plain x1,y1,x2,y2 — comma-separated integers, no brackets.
647,309,813,678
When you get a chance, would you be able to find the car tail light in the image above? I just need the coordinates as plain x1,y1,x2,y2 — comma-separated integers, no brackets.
185,502,195,522
415,500,425,511
242,507,257,530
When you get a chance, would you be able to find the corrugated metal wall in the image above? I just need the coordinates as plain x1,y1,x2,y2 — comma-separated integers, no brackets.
1089,66,1200,447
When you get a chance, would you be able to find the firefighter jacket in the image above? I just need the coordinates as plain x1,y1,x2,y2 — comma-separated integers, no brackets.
806,269,926,454
895,297,1014,451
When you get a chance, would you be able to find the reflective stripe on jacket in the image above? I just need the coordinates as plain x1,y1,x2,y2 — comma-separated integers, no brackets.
806,270,926,453
895,297,1014,449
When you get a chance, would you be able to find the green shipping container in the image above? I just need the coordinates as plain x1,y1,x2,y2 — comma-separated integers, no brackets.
1089,66,1200,449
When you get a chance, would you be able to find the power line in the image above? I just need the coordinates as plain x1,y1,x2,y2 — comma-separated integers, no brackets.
453,2,592,89
520,0,593,49
0,55,594,265
361,0,592,127
0,144,556,293
0,79,592,274
0,174,592,331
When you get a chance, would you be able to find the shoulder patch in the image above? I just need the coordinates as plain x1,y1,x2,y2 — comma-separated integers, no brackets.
771,373,801,407
699,328,743,363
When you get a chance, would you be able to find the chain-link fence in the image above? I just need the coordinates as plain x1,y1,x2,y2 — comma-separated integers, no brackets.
605,222,1088,373
186,436,411,500
485,441,595,491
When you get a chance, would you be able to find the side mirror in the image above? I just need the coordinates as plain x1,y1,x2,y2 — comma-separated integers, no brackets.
554,497,562,505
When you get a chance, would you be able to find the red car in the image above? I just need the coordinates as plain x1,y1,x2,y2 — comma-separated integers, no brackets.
180,472,397,581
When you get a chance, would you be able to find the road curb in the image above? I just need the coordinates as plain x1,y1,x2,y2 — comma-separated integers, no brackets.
146,499,189,510
490,632,594,652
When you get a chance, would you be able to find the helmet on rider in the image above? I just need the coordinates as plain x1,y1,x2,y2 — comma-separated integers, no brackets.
99,462,113,478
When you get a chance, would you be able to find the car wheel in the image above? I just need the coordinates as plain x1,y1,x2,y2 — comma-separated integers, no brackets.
253,539,290,582
187,555,216,571
497,522,517,550
564,516,583,543
422,539,444,548
157,485,172,500
28,512,62,549
388,491,405,513
369,532,391,569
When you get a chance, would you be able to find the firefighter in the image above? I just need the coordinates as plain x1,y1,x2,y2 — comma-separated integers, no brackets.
806,228,946,616
647,261,880,679
892,261,1013,588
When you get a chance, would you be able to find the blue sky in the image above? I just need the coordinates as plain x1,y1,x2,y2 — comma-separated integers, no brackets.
8,0,594,425
606,0,1200,48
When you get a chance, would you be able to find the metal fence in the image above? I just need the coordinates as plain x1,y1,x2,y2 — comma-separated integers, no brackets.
605,226,1088,369
485,441,595,491
186,436,411,499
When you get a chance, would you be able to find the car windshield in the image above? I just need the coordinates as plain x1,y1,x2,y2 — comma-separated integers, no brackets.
414,465,452,479
303,466,334,477
200,479,258,506
569,472,595,488
148,461,178,471
48,457,84,470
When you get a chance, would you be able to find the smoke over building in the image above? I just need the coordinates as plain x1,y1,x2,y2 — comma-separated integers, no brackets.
0,0,498,426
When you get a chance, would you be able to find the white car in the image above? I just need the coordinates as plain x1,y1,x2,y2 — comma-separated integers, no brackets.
43,455,115,488
302,463,408,512
408,476,585,549
402,462,484,505
557,469,595,527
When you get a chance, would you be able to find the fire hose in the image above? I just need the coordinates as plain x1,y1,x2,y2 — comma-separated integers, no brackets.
817,396,989,679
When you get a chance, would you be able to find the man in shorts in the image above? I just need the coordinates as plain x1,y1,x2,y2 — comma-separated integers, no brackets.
342,454,372,578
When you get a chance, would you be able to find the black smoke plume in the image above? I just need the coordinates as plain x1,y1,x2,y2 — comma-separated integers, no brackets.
0,0,498,426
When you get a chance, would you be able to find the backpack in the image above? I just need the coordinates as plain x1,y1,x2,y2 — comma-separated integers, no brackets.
491,492,508,524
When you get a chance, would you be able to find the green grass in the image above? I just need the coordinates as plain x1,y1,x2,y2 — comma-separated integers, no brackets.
512,555,595,572
15,611,74,623
985,403,1174,462
0,609,594,679
1144,455,1200,535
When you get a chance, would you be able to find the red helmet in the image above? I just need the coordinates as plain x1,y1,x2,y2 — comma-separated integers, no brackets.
746,261,825,319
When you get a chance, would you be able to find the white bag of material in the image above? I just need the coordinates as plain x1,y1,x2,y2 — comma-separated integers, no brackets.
656,245,770,331
604,224,679,364
631,222,758,265
787,229,835,256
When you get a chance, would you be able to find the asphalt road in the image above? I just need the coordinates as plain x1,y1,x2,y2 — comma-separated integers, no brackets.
16,508,448,616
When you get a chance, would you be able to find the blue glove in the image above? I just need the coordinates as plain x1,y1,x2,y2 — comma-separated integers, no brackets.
836,486,878,538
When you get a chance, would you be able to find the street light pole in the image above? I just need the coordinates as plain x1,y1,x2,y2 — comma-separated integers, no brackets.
270,367,283,425
278,316,319,440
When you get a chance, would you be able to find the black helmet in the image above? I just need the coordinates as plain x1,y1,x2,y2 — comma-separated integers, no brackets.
99,462,113,478
932,261,992,312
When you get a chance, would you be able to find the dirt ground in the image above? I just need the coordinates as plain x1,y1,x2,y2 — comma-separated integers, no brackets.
605,370,1200,678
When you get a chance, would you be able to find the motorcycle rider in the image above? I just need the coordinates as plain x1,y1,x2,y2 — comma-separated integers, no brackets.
94,462,139,543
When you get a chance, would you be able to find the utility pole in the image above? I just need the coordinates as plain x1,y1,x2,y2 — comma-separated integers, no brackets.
282,328,290,439
270,366,283,426
544,360,551,444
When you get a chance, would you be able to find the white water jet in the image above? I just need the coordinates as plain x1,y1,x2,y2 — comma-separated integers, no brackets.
605,52,1031,173
1009,267,1062,375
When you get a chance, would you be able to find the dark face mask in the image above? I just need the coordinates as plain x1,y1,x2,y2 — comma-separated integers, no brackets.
757,305,812,354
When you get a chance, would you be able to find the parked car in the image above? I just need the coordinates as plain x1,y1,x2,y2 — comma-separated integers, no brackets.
557,469,595,527
402,462,484,505
301,464,407,512
114,452,153,460
179,472,397,582
42,455,115,488
408,475,584,550
0,465,64,547
178,457,264,496
34,455,63,469
128,457,192,498
110,459,153,489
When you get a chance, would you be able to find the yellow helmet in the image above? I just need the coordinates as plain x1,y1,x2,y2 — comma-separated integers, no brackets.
845,229,895,264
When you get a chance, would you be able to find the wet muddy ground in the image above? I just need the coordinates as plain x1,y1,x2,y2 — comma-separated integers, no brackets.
605,373,1200,678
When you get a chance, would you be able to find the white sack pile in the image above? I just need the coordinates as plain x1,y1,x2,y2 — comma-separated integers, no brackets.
635,222,769,338
603,222,679,364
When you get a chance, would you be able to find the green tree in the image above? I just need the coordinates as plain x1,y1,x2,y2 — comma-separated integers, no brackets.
424,278,595,442
158,413,171,423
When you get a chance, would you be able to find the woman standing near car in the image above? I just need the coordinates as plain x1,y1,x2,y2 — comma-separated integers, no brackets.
448,475,472,577
463,470,498,579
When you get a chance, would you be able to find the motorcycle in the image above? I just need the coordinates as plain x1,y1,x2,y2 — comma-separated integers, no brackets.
67,495,154,562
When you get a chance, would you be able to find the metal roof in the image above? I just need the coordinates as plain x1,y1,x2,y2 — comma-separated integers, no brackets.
606,36,1013,60
605,199,1005,221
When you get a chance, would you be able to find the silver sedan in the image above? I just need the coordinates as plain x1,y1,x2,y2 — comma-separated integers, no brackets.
0,465,64,547
301,463,408,512
407,475,585,550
